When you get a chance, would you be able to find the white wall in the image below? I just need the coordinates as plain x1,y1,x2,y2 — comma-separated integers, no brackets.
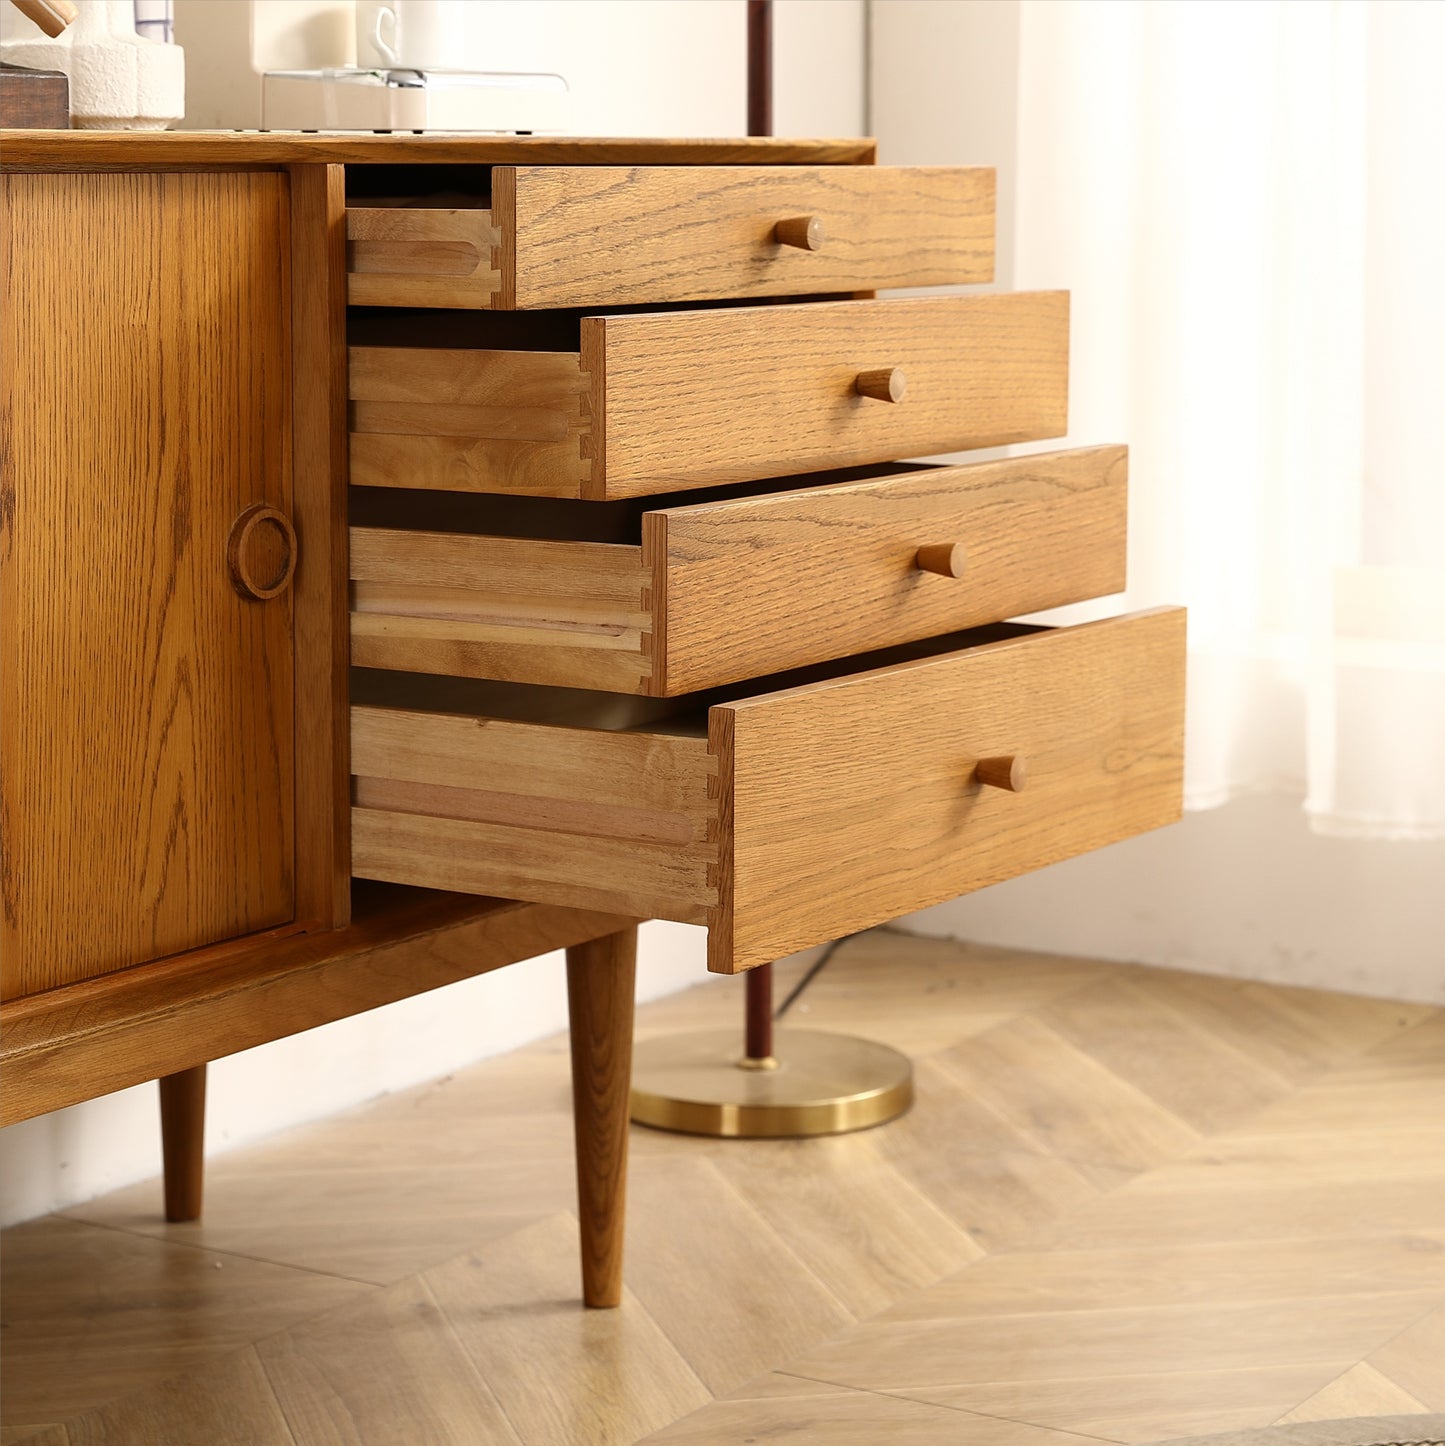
872,0,1445,1006
0,0,866,1229
175,0,866,138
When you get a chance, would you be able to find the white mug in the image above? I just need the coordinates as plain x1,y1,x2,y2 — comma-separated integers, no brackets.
356,0,467,72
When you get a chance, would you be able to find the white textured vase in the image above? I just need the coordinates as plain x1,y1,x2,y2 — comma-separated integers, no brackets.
0,0,185,129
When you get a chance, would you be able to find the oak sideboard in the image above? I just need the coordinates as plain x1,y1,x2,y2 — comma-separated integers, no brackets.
0,131,1184,1307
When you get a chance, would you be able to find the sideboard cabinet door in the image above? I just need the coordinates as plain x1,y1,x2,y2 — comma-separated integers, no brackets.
0,171,295,999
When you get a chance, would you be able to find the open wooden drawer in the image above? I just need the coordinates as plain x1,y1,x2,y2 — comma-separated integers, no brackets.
347,165,995,310
351,608,1185,972
350,446,1129,696
349,291,1069,500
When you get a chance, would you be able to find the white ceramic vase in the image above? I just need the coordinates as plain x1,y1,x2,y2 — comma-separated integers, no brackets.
0,0,185,129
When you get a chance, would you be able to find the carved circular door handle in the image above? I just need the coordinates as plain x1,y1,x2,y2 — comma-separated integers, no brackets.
227,504,297,600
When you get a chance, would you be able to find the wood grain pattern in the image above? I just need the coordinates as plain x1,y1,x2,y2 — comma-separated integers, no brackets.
257,1276,524,1445
350,526,651,691
492,164,994,308
0,885,636,1124
350,292,1068,500
591,292,1069,498
647,446,1127,694
289,164,352,927
0,171,294,999
708,608,1186,972
422,1215,713,1443
0,1217,369,1434
347,203,502,308
566,928,637,1308
0,131,877,170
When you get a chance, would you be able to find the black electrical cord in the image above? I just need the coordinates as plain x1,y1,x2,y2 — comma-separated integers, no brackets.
773,932,854,1021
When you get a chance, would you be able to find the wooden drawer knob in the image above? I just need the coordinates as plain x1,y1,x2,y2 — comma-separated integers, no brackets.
774,215,826,251
915,543,967,578
975,755,1027,792
855,367,907,403
227,504,297,601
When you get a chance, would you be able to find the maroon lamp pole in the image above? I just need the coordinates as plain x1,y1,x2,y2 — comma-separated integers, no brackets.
625,0,915,1137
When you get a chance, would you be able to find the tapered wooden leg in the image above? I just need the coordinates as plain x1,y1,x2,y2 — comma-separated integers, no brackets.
158,1064,207,1223
565,927,637,1308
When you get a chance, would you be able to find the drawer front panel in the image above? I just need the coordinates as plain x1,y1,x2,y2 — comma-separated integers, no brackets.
350,292,1069,500
711,609,1185,971
345,166,994,310
651,446,1125,694
500,165,995,308
350,610,1185,973
593,292,1069,498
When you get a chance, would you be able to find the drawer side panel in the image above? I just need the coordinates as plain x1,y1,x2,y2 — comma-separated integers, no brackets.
350,527,652,690
350,706,717,922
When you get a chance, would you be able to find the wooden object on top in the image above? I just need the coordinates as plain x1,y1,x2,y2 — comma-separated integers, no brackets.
0,169,295,1000
0,131,876,170
10,0,77,37
0,64,69,129
0,883,637,1125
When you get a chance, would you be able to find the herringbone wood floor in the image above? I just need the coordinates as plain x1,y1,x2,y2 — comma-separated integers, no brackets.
3,931,1442,1444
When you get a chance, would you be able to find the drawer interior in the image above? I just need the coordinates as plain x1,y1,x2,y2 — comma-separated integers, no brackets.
349,461,929,544
352,619,1038,734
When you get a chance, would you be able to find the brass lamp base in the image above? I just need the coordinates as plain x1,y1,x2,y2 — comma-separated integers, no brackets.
629,1028,914,1138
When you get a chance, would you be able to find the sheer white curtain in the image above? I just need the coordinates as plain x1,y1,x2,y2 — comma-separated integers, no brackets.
1012,0,1445,838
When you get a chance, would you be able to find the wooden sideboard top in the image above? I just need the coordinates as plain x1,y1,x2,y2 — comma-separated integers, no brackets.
0,130,876,170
